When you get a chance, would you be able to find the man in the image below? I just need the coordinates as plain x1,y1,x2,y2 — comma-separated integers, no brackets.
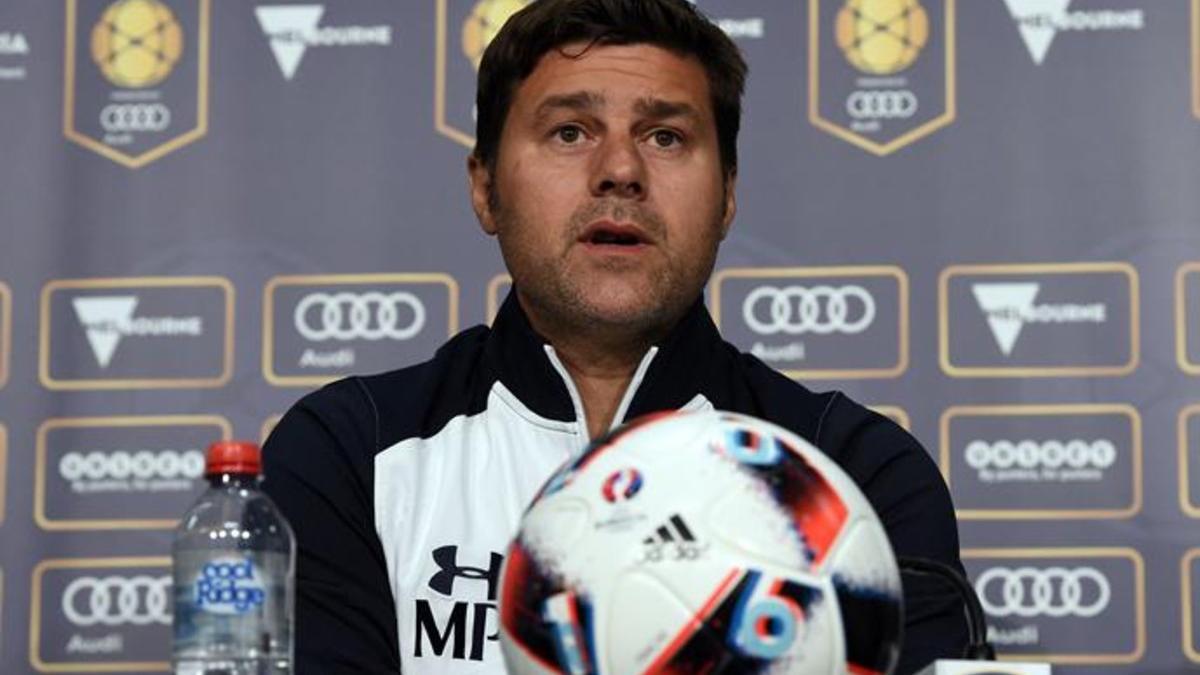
263,1,967,672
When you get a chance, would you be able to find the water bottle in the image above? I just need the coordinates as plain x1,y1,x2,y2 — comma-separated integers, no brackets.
172,440,295,674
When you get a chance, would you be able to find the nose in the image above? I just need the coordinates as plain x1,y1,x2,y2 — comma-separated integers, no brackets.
590,134,645,200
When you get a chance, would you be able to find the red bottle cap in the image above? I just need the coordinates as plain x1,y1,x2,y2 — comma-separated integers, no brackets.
205,440,262,477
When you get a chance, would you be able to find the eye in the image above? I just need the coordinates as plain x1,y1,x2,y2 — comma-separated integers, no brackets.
651,129,682,148
554,125,583,144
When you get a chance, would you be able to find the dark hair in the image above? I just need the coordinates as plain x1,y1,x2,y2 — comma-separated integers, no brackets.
473,0,747,177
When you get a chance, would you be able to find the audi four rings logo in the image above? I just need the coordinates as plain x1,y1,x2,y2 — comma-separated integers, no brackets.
61,575,171,627
58,449,205,481
846,90,917,119
100,103,171,132
975,566,1111,618
742,285,876,336
294,291,426,341
964,439,1117,470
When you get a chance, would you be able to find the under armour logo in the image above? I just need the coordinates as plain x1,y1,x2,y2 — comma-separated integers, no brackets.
428,545,503,601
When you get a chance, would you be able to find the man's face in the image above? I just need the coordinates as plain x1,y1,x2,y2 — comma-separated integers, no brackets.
470,42,736,337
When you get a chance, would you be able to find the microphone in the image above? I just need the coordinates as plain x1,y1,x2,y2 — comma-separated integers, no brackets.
897,556,996,661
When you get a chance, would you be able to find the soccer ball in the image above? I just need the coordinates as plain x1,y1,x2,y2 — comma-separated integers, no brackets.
91,0,184,89
499,410,902,675
835,0,929,75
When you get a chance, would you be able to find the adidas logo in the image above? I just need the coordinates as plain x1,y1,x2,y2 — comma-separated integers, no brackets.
641,515,708,562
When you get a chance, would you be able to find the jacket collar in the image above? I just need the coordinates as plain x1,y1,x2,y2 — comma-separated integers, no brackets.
484,290,734,425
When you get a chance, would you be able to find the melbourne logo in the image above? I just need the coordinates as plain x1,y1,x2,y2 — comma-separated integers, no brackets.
71,296,202,369
415,545,503,662
809,0,955,155
1004,0,1143,65
712,267,908,379
0,30,30,81
64,0,209,168
42,278,233,389
940,263,1137,377
264,274,458,386
971,282,1106,356
255,5,391,80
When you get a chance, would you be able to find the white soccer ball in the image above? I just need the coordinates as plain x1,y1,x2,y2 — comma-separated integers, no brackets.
498,410,903,675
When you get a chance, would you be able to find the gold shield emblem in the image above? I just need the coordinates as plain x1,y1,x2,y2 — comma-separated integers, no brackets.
436,0,530,147
64,0,209,168
810,0,956,155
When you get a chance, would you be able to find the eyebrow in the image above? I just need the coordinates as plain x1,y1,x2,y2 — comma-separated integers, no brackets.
633,97,700,122
533,91,606,121
532,91,700,123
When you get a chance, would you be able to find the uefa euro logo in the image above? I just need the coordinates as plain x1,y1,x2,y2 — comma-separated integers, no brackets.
64,0,210,168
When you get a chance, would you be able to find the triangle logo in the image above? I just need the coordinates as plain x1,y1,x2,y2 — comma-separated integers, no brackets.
1003,0,1070,65
971,283,1040,356
72,296,137,369
255,5,325,80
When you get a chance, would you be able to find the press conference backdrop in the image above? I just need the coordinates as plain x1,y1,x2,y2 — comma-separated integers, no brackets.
0,0,1197,672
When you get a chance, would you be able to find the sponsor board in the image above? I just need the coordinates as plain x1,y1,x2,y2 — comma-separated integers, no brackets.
0,279,9,388
40,277,234,390
0,423,6,526
486,273,511,324
261,414,282,444
940,404,1140,520
34,415,230,530
1180,405,1200,518
0,27,30,81
710,266,909,379
1184,548,1200,662
1178,262,1200,374
263,274,459,387
870,405,911,431
809,0,956,155
255,4,393,81
962,548,1144,665
64,0,210,168
939,262,1138,377
30,557,171,672
1004,0,1144,66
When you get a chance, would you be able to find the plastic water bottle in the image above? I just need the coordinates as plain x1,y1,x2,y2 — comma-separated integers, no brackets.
172,440,295,674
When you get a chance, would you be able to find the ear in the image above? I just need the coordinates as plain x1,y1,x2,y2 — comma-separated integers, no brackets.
468,153,498,235
719,170,737,240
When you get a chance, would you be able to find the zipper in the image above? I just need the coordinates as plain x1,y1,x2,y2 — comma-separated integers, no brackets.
543,345,659,454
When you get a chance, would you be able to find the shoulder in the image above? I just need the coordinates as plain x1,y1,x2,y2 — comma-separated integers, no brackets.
274,324,493,461
732,353,957,557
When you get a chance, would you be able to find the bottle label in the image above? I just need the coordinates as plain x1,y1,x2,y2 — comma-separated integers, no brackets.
194,557,267,615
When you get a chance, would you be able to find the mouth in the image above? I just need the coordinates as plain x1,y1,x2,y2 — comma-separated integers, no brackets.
578,221,651,249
